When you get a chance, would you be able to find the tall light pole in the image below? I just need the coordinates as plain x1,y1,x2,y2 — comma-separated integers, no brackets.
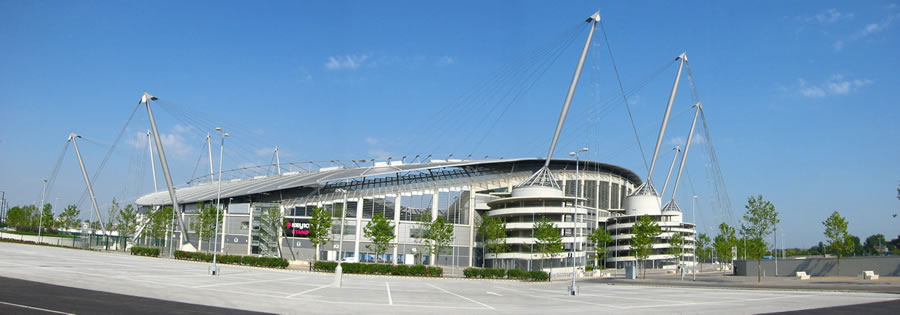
568,147,587,295
692,195,697,281
38,179,48,243
334,188,348,288
210,127,229,276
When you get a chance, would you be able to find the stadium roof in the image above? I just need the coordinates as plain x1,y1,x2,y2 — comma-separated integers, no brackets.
135,158,641,206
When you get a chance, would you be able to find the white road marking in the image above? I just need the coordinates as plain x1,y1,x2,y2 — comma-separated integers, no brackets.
193,276,305,288
287,284,330,298
386,282,393,305
0,300,75,315
486,291,503,296
426,283,495,310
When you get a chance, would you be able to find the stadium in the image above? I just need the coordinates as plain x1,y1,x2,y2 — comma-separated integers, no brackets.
134,157,695,272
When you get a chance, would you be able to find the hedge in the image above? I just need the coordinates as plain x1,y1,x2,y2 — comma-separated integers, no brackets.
312,261,442,277
463,267,548,281
173,250,289,269
130,247,160,257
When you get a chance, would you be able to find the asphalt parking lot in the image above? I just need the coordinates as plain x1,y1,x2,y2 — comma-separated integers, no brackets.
0,242,897,314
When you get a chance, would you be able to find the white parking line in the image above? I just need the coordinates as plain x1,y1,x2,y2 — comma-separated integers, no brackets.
0,300,75,315
426,283,495,310
193,276,305,288
386,282,393,305
287,284,330,297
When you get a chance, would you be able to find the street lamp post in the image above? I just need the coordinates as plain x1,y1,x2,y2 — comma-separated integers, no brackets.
210,128,229,276
568,148,587,295
334,189,348,288
38,179,48,243
692,195,697,281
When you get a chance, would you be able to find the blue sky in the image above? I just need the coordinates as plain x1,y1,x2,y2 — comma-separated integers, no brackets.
1,1,898,247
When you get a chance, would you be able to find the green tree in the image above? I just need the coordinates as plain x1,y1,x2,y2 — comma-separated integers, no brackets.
533,217,563,271
5,206,28,228
863,234,888,255
713,222,737,262
668,232,685,268
260,206,284,257
39,203,53,233
190,203,222,252
588,227,611,269
695,233,711,271
58,204,80,230
631,214,661,279
740,195,779,282
117,204,139,245
308,207,333,261
147,206,173,247
364,213,396,263
823,210,853,276
479,216,510,268
106,199,121,231
419,212,454,265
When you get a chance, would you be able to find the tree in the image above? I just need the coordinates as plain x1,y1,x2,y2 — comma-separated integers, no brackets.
364,213,396,263
190,203,222,252
117,204,139,245
533,217,563,271
420,212,454,265
260,206,284,257
823,210,853,276
308,207,332,262
863,234,889,255
40,203,53,233
588,227,611,269
58,204,80,230
713,222,737,262
668,232,685,269
695,233,711,271
147,206,173,247
631,214,661,279
740,195,779,282
479,216,510,268
106,199,121,231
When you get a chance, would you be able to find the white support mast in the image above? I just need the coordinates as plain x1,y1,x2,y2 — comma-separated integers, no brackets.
147,130,158,192
660,146,681,200
519,11,601,189
641,53,687,195
207,133,215,183
275,146,282,176
663,102,702,211
140,92,191,245
68,133,107,234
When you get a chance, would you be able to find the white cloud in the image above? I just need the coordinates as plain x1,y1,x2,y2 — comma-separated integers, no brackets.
798,8,854,24
794,75,873,98
367,149,392,160
325,55,369,70
851,13,899,39
437,56,456,65
364,137,380,145
833,40,844,51
126,125,195,159
255,147,274,156
667,135,705,147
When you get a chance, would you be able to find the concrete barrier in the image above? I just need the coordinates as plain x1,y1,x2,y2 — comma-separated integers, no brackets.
734,256,900,277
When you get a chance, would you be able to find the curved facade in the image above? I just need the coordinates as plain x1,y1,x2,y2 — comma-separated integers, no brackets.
134,158,649,272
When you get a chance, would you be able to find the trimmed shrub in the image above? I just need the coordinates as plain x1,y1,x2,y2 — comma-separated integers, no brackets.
463,267,481,278
409,265,427,276
525,270,548,281
313,261,338,272
130,247,160,257
173,251,289,269
507,268,525,279
426,267,443,277
391,265,409,276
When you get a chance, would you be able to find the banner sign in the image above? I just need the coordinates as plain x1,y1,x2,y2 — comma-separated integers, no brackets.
285,220,310,237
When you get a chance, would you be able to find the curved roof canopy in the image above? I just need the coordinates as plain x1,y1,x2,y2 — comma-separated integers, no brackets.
135,158,641,206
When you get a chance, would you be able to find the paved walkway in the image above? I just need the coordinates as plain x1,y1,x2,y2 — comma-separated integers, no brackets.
1,243,898,314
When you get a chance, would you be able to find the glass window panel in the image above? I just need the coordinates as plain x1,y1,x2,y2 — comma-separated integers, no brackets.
362,198,374,219
598,181,610,210
384,196,396,220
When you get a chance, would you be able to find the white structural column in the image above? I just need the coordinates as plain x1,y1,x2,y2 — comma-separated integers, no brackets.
392,194,401,264
430,191,438,266
353,198,363,260
468,185,476,267
69,134,107,235
669,103,701,201
141,93,189,245
646,54,687,183
147,130,158,192
660,146,681,199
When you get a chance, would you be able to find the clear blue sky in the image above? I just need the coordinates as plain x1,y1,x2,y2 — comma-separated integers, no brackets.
1,1,898,248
